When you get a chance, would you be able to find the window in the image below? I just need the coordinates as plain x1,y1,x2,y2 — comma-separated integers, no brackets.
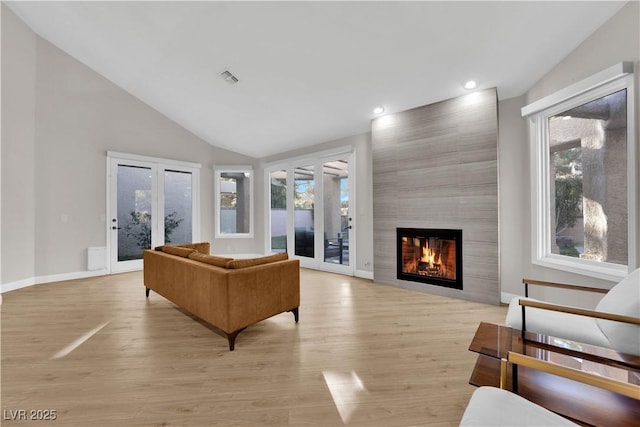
215,167,253,238
269,169,287,253
523,63,636,280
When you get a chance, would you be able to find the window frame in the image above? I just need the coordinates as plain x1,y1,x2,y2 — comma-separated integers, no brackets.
523,63,636,281
214,165,254,239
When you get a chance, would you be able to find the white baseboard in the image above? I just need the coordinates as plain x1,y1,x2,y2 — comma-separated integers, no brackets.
0,277,35,293
1,269,108,293
355,269,374,280
501,291,520,304
3,266,370,292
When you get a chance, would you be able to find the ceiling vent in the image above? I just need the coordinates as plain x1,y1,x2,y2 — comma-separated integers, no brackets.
220,70,239,85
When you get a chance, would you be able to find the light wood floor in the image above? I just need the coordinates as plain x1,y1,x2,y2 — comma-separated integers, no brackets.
1,269,506,426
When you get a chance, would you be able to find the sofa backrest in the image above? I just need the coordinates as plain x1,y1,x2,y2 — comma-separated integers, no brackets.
156,243,289,270
155,242,210,255
595,268,640,356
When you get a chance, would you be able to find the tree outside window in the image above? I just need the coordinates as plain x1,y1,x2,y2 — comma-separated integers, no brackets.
548,90,628,266
523,64,635,280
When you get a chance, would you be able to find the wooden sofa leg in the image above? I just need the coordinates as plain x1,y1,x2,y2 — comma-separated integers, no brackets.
145,287,150,298
289,307,299,323
226,328,246,351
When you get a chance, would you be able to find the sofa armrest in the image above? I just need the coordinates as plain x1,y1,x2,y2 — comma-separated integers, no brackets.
226,259,300,331
522,278,609,297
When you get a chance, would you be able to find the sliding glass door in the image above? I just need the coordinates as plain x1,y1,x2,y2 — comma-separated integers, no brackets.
322,159,351,268
294,165,315,258
108,153,199,273
269,170,288,253
267,152,354,275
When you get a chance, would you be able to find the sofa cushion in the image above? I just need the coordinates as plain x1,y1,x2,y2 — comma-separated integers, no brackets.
188,252,234,268
595,268,640,356
155,243,193,250
160,246,196,257
505,297,611,349
460,386,578,426
225,253,288,269
155,242,210,254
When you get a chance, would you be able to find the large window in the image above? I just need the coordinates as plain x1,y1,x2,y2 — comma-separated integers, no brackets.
523,63,636,280
215,166,253,238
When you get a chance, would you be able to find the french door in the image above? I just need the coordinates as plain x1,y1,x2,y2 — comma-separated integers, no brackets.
108,152,200,273
268,151,354,275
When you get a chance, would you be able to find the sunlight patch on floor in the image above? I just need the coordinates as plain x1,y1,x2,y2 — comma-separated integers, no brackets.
322,370,369,424
51,321,110,360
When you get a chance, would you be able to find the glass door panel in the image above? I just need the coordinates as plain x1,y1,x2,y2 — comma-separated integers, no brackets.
323,159,350,266
109,155,199,274
294,165,315,258
270,170,287,253
267,153,354,275
164,170,192,245
116,165,153,262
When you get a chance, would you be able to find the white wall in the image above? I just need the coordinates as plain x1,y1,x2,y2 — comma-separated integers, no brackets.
1,4,37,285
1,5,259,290
497,95,527,302
499,1,640,308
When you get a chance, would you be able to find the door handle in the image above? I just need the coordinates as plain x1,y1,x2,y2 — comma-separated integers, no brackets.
112,226,122,230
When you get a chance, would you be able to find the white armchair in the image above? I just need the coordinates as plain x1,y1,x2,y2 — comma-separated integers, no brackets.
461,386,578,426
505,268,640,356
460,351,640,426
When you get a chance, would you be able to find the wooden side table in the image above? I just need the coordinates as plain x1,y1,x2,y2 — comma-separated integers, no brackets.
468,322,640,427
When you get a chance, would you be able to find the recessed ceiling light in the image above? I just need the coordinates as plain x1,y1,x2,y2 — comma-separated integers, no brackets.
464,80,477,90
373,105,385,115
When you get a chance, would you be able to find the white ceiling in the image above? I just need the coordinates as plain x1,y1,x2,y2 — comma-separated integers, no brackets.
5,1,628,158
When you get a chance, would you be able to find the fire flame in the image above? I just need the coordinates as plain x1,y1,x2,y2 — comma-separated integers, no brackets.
402,237,454,279
421,245,436,267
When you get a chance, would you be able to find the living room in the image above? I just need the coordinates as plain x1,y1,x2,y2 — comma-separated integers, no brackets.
2,1,639,426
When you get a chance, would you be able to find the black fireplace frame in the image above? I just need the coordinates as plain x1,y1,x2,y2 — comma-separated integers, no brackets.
396,228,463,290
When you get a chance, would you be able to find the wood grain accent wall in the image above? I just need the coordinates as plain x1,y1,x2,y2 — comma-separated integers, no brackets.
372,88,499,305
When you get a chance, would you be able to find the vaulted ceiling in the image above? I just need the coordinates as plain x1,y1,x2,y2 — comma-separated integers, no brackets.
5,1,627,158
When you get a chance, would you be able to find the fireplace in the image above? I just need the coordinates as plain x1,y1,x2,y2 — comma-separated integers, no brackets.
397,228,463,290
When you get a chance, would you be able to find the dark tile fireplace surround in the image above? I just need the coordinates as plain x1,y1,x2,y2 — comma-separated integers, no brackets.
397,228,463,290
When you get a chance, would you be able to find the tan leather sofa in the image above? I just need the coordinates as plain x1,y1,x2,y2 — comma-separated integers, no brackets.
143,242,300,350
